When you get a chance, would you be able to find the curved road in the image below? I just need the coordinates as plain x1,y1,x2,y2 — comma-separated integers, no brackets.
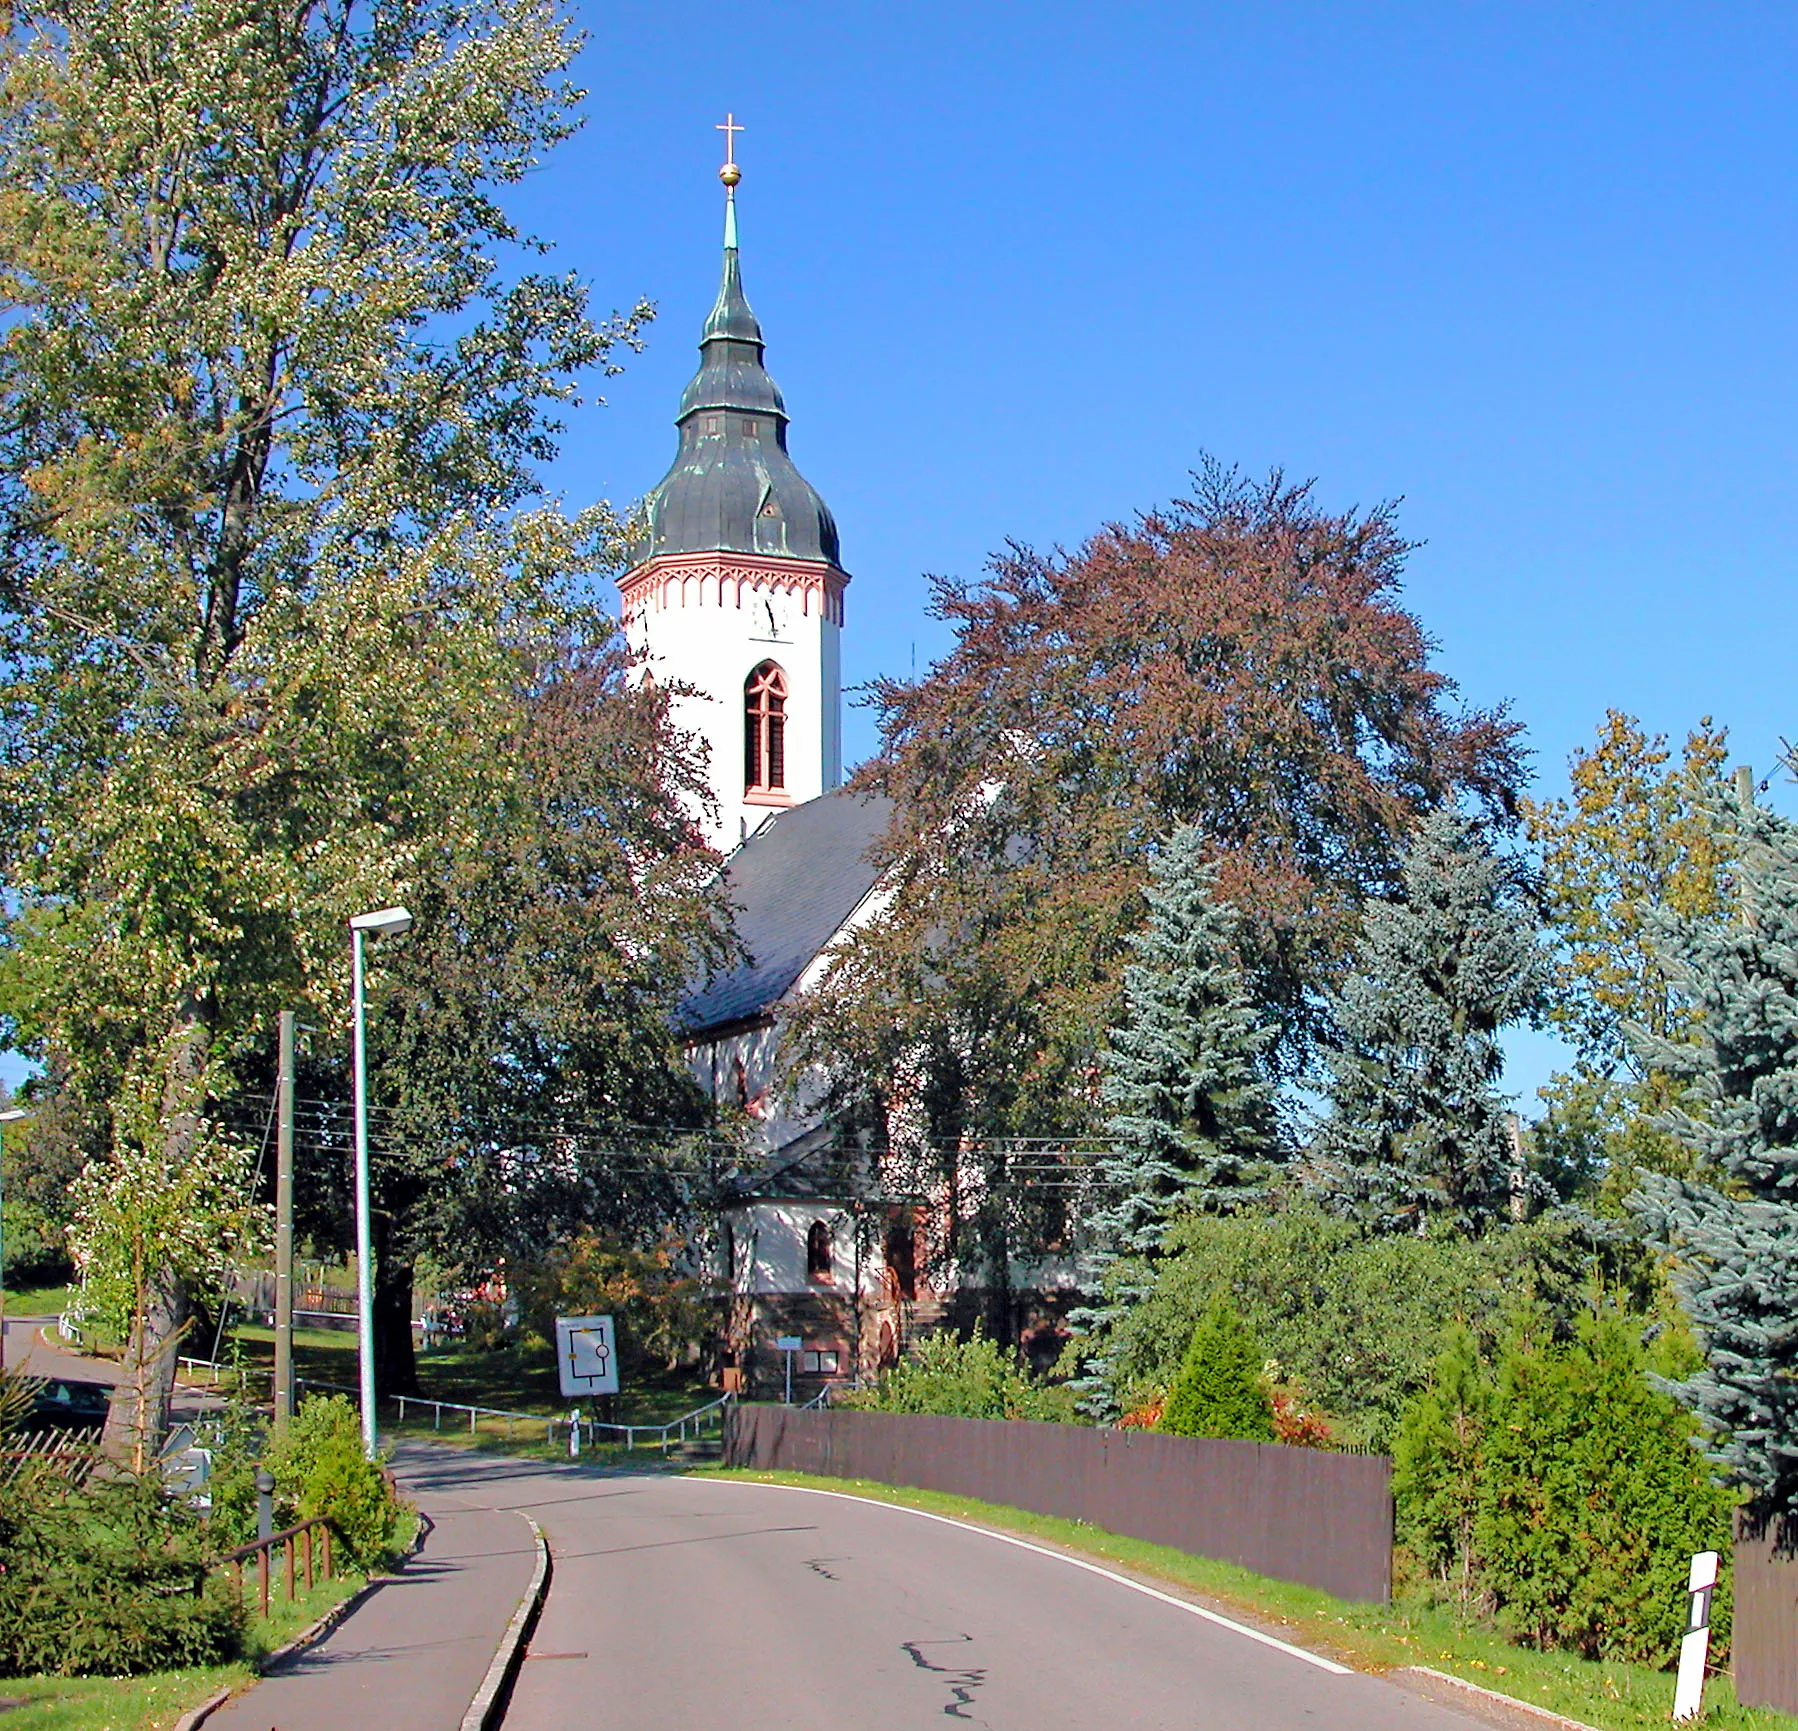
397,1450,1497,1731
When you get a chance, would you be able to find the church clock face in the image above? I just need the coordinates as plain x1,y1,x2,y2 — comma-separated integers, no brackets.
754,595,790,641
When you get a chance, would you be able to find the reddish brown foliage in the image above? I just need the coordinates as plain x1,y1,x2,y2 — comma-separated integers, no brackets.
803,462,1523,1137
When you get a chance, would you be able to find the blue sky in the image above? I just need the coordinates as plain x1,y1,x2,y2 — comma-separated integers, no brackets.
518,3,1798,1104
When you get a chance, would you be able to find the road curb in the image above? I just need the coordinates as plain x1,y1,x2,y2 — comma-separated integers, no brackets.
172,1687,233,1731
1397,1665,1604,1731
458,1510,551,1731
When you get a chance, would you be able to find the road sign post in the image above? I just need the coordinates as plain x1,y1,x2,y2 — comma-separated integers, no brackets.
776,1335,802,1406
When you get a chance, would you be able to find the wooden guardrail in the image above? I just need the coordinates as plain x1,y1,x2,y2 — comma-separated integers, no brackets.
219,1517,337,1618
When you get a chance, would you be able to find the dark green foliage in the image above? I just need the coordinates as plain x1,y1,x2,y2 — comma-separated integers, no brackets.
1392,1324,1488,1615
1073,828,1278,1416
260,1395,404,1566
1313,810,1550,1234
1113,1202,1597,1449
1629,797,1798,1517
843,1331,1077,1423
1394,1312,1735,1665
0,1473,244,1677
1158,1295,1274,1440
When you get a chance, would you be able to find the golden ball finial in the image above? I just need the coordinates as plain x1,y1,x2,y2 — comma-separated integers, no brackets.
719,162,741,188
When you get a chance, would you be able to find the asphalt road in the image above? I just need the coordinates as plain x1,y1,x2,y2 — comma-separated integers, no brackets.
388,1453,1503,1731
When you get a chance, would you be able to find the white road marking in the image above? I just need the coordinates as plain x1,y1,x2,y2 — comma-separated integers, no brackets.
695,1476,1355,1677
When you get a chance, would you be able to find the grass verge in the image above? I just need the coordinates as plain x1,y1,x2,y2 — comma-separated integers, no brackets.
702,1468,1797,1731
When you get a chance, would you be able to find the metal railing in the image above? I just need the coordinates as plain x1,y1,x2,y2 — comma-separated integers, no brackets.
391,1389,734,1455
171,1352,734,1458
219,1516,337,1618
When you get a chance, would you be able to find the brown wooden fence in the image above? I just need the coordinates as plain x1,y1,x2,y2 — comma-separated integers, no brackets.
724,1404,1393,1603
1736,1511,1798,1714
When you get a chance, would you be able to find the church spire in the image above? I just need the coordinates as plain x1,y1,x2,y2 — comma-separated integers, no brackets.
704,113,761,347
641,120,842,567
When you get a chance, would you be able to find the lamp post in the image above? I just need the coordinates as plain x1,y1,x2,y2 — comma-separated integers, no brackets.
350,906,413,1458
0,1108,26,1373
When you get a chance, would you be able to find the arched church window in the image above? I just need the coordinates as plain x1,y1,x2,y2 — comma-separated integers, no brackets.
744,661,787,794
806,1220,832,1282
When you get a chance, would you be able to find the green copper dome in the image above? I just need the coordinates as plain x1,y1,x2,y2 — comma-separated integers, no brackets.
643,190,842,567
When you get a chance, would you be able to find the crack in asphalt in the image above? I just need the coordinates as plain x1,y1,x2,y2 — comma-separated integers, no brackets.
902,1634,989,1722
803,1556,845,1581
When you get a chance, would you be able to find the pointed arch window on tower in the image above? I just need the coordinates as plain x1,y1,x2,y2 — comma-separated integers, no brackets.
745,660,788,799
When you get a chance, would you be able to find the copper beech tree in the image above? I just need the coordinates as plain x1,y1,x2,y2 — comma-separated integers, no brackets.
799,463,1525,1159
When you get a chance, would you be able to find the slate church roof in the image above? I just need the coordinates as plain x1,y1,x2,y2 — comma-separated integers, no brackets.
678,788,893,1036
642,183,842,569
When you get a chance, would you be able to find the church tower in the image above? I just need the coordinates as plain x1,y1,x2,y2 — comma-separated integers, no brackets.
620,133,847,853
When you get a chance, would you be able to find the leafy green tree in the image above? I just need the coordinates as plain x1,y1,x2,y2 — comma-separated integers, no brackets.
1312,810,1550,1234
1157,1293,1274,1440
1629,794,1798,1517
1526,712,1731,1065
1524,713,1732,1194
0,0,709,1449
1072,826,1276,1416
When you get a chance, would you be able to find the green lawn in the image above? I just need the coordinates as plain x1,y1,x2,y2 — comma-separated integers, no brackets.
4,1282,76,1319
705,1469,1798,1731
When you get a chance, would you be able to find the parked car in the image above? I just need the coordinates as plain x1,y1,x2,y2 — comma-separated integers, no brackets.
24,1376,111,1433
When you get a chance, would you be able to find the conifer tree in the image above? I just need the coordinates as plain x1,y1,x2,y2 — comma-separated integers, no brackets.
1072,827,1276,1414
1313,810,1549,1234
1629,794,1798,1517
1157,1293,1274,1441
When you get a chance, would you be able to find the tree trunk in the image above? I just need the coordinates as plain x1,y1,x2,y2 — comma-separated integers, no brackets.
372,1249,420,1398
101,1002,208,1469
102,1262,188,1473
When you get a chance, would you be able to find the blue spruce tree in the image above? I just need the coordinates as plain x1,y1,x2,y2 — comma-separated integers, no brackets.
1629,793,1798,1519
1313,809,1549,1235
1073,825,1277,1416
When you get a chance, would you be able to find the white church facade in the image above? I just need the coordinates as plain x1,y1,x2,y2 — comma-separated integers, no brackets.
621,152,1079,1398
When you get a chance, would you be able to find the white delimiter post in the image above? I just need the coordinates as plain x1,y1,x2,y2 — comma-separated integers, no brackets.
1673,1549,1720,1720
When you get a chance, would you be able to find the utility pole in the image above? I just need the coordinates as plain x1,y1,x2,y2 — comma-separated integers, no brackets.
274,1010,296,1428
1737,764,1755,808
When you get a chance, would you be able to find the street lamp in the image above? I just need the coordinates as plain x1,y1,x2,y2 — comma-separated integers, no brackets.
0,1108,29,1374
350,906,412,1458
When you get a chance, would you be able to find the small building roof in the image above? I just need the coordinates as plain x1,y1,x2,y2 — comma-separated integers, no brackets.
678,787,893,1036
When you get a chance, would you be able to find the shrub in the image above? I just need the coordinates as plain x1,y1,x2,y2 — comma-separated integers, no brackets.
1158,1295,1273,1440
0,1473,244,1677
1112,1202,1597,1448
1393,1310,1736,1665
844,1331,1076,1422
1478,1311,1735,1663
261,1395,403,1566
1392,1323,1489,1615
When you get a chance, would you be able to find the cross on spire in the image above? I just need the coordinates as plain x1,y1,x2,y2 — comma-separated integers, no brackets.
716,111,744,169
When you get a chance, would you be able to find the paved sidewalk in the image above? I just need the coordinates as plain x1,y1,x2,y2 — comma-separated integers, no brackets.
206,1463,537,1731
